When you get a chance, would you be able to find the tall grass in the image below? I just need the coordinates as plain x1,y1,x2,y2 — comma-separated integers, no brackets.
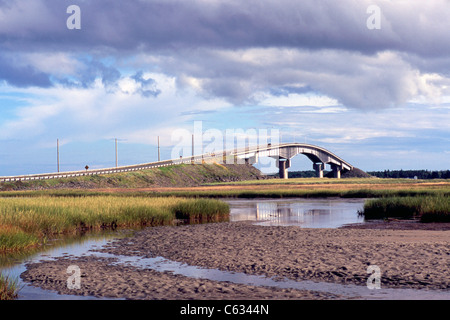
0,274,19,300
172,198,230,222
0,225,41,253
141,188,448,199
0,180,448,199
361,195,449,222
0,196,230,253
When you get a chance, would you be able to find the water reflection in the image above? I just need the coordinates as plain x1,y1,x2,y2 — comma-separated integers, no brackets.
226,198,366,228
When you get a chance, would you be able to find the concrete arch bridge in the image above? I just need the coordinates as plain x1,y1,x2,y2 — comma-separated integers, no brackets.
229,143,353,179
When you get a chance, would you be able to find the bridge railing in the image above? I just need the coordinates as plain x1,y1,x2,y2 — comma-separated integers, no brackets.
0,149,231,183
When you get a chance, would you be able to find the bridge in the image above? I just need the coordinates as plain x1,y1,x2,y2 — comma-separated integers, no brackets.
0,143,353,183
232,143,353,179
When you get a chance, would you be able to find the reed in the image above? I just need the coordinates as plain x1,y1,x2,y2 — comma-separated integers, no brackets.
141,188,448,199
361,195,449,222
172,198,230,222
0,225,41,253
0,273,19,300
0,196,230,254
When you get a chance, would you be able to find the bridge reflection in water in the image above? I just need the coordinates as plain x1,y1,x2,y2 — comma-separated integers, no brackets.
226,198,366,228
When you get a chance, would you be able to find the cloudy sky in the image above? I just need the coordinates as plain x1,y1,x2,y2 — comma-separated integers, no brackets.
0,0,449,176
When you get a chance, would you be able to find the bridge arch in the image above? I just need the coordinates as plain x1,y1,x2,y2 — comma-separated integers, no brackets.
233,143,353,179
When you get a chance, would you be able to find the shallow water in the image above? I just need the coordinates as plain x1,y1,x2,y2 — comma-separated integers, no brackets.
0,234,124,300
226,198,366,228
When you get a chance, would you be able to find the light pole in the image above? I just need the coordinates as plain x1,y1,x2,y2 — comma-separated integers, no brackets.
57,139,60,172
115,138,118,168
113,138,127,167
158,136,161,162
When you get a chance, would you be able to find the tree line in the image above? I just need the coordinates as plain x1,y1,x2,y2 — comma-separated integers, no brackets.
285,169,450,179
367,170,450,179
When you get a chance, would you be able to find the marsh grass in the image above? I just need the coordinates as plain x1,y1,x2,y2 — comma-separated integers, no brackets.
0,273,19,300
0,196,229,254
204,177,448,186
172,198,230,222
142,187,449,199
361,195,449,222
0,225,41,253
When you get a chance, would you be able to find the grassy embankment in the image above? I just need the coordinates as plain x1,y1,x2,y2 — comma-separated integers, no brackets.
0,163,264,191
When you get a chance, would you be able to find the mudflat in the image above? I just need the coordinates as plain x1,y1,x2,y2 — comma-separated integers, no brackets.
20,221,450,300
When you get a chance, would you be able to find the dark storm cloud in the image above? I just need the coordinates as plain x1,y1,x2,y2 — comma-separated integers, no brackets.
0,53,52,87
1,0,449,56
1,0,450,108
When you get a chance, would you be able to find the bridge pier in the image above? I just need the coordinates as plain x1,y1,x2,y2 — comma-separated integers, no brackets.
313,163,324,178
331,164,342,179
278,158,290,179
245,155,258,165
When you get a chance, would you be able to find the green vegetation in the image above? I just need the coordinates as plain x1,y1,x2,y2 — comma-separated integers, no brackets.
151,188,448,199
172,199,230,221
0,180,448,200
361,195,450,222
0,196,229,254
0,274,19,300
204,177,448,186
287,169,450,179
0,225,41,253
367,169,450,179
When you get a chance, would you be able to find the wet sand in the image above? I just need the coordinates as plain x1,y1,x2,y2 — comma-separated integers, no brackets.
21,255,339,300
20,221,450,300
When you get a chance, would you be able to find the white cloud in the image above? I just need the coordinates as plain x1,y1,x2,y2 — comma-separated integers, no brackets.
22,52,80,76
254,91,340,109
0,72,231,146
